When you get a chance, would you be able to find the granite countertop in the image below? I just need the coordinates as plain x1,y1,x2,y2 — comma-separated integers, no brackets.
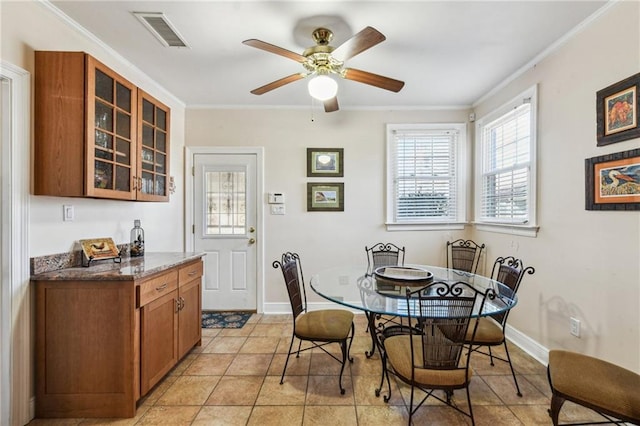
31,252,205,281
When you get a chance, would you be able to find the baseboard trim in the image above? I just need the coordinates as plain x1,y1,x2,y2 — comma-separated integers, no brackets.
505,323,549,366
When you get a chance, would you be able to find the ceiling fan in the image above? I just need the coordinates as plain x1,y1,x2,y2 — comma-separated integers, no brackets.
242,26,405,113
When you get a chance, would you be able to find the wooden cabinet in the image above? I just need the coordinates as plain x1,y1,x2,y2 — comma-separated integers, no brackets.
178,261,203,358
34,258,203,418
34,51,170,201
35,280,138,418
139,270,179,395
139,262,203,393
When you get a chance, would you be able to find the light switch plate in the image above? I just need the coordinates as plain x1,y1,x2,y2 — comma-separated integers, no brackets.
270,205,285,215
63,205,74,221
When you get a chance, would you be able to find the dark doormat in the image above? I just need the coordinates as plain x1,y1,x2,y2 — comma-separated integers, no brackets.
202,311,253,329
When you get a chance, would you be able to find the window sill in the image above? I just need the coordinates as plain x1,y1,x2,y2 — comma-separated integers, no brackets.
473,222,539,237
385,222,466,232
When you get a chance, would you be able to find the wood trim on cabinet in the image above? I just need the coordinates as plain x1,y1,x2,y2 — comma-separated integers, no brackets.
136,89,171,202
84,55,138,200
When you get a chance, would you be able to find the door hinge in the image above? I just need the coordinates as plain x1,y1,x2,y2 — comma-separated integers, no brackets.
192,166,195,176
192,224,195,234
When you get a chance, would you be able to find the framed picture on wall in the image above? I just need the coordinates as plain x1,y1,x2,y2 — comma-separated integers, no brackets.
307,182,344,211
585,148,640,210
596,72,640,146
307,148,344,177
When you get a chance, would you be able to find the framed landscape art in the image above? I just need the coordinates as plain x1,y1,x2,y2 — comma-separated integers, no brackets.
307,182,344,211
585,148,640,210
596,73,640,146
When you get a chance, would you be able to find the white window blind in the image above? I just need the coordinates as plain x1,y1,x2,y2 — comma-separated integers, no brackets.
390,128,459,222
479,102,531,223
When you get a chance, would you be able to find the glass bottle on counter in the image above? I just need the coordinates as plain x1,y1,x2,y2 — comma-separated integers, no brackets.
130,219,145,257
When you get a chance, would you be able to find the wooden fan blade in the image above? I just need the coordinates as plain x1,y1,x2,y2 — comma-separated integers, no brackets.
331,26,386,61
250,73,306,95
343,68,405,92
324,97,339,113
242,39,307,63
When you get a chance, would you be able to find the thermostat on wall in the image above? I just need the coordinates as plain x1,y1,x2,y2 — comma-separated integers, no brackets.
268,193,285,204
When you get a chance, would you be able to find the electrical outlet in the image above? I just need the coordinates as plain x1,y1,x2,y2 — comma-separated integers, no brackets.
570,317,580,337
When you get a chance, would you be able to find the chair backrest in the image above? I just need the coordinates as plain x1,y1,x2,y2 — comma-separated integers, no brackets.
365,242,405,275
406,281,487,371
490,256,535,325
446,239,485,274
272,252,306,319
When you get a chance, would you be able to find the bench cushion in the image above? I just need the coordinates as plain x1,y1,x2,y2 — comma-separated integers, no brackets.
548,350,640,422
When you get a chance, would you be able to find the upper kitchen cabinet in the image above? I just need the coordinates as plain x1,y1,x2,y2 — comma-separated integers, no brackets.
34,51,170,201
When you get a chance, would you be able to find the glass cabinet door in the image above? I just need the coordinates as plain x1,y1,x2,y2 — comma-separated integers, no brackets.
137,90,170,202
86,57,137,200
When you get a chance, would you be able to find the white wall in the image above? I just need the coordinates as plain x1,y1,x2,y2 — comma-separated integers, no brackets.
472,1,640,372
188,1,640,373
1,3,187,423
1,1,186,257
186,108,473,307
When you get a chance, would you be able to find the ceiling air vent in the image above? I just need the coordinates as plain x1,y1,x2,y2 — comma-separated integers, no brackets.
133,12,189,48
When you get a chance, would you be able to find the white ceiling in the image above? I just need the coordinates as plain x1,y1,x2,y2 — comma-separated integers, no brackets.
50,0,608,110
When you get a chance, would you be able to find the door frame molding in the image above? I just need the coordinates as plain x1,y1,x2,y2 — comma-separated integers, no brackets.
185,146,264,313
0,61,31,425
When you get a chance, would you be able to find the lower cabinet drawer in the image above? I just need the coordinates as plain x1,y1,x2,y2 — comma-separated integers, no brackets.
178,260,203,287
138,271,178,307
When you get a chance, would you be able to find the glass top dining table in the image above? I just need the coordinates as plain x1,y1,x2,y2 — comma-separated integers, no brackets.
309,264,518,319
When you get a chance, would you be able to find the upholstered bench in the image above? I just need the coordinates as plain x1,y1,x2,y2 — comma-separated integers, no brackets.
547,350,640,425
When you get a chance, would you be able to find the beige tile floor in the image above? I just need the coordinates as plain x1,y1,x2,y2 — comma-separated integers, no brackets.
29,314,606,426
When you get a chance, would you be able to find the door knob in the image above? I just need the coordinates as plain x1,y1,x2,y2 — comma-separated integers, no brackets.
249,227,255,233
248,238,256,244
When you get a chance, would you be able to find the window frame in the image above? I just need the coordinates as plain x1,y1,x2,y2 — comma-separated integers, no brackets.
386,123,468,231
474,85,539,237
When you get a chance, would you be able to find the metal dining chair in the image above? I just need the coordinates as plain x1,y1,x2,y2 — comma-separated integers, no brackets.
365,243,406,332
465,256,535,397
446,239,485,274
272,252,355,394
381,281,490,425
365,242,405,276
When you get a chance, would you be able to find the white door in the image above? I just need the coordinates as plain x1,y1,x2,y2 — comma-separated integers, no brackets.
194,153,258,311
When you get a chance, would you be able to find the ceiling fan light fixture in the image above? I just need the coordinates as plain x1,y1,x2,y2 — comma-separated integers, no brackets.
307,75,338,101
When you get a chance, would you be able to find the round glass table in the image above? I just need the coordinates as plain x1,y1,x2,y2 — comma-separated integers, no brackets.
309,264,517,357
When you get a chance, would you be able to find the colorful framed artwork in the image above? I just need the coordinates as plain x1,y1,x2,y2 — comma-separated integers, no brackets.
585,148,640,210
307,148,344,177
596,73,640,146
307,182,344,211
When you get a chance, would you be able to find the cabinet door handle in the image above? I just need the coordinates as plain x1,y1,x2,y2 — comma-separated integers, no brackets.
188,270,197,276
180,296,185,310
156,283,168,291
175,298,180,313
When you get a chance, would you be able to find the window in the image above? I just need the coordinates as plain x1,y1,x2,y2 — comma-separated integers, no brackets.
386,123,467,230
475,85,538,236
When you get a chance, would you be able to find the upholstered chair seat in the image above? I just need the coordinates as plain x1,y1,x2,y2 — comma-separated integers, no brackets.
385,335,472,387
466,317,503,344
295,310,354,341
547,350,640,425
